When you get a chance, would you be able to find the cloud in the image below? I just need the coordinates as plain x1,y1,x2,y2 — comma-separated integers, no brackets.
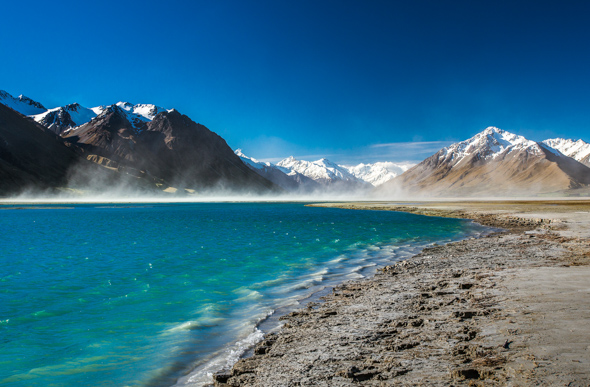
371,141,453,149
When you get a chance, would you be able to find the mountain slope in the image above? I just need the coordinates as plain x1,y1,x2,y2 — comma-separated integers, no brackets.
144,110,277,190
384,127,590,197
543,138,590,167
63,108,279,192
0,90,46,116
0,103,82,194
0,103,173,196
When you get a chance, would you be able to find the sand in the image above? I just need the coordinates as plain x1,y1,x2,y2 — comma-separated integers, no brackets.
213,200,590,386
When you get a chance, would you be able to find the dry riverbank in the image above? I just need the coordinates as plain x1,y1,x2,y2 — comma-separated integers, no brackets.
213,200,590,386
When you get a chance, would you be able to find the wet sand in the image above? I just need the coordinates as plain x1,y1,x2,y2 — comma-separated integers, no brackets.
213,200,590,386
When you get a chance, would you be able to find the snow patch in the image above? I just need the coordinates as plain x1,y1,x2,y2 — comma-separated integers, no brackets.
0,90,46,115
543,138,590,163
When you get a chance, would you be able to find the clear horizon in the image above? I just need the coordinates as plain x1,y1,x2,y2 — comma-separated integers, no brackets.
2,0,590,164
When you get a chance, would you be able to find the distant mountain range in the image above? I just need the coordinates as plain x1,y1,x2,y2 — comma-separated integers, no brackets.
1,90,589,198
235,150,413,192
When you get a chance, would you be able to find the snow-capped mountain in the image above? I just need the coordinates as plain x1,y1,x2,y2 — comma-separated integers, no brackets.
342,162,414,186
31,103,97,134
235,150,320,192
384,126,590,196
0,90,280,194
236,150,410,190
235,149,275,171
436,126,549,166
543,138,590,167
0,89,171,135
95,102,170,131
31,101,171,135
0,90,46,115
57,105,278,192
276,156,368,187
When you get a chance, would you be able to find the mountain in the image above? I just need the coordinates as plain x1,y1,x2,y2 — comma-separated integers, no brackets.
384,127,590,197
0,102,77,194
0,102,185,196
0,90,46,116
31,101,170,135
342,162,413,186
235,150,321,192
0,103,120,195
0,91,279,195
276,156,370,189
543,138,590,167
236,150,413,190
63,106,278,192
32,103,98,134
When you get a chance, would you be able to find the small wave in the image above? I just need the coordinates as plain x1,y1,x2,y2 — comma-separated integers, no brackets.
250,274,289,289
164,317,226,334
309,268,329,278
328,255,346,264
233,288,264,302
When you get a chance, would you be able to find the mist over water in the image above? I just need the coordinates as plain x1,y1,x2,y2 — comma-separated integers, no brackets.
1,184,381,204
0,202,491,386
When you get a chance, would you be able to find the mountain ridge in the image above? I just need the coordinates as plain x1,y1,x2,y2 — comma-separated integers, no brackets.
2,90,589,197
543,138,590,167
0,91,280,195
235,150,413,190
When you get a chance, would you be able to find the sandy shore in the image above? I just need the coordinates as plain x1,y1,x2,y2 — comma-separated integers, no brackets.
213,200,590,386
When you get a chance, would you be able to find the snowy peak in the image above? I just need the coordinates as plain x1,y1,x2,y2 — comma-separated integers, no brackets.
234,149,272,170
389,126,590,197
238,150,413,188
439,126,543,166
0,91,174,135
115,102,169,121
0,90,46,115
543,138,590,166
234,148,248,159
32,103,99,134
18,95,46,110
65,102,173,134
276,156,361,183
342,162,413,186
233,150,322,192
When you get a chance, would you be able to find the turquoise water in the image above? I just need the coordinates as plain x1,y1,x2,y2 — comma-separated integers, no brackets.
0,203,489,386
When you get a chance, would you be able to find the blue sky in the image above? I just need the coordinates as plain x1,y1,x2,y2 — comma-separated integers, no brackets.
2,0,589,164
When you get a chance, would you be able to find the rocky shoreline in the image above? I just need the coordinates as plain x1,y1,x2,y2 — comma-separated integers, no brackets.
212,202,590,386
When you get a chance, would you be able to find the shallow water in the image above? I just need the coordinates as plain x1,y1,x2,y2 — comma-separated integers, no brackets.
0,202,489,386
